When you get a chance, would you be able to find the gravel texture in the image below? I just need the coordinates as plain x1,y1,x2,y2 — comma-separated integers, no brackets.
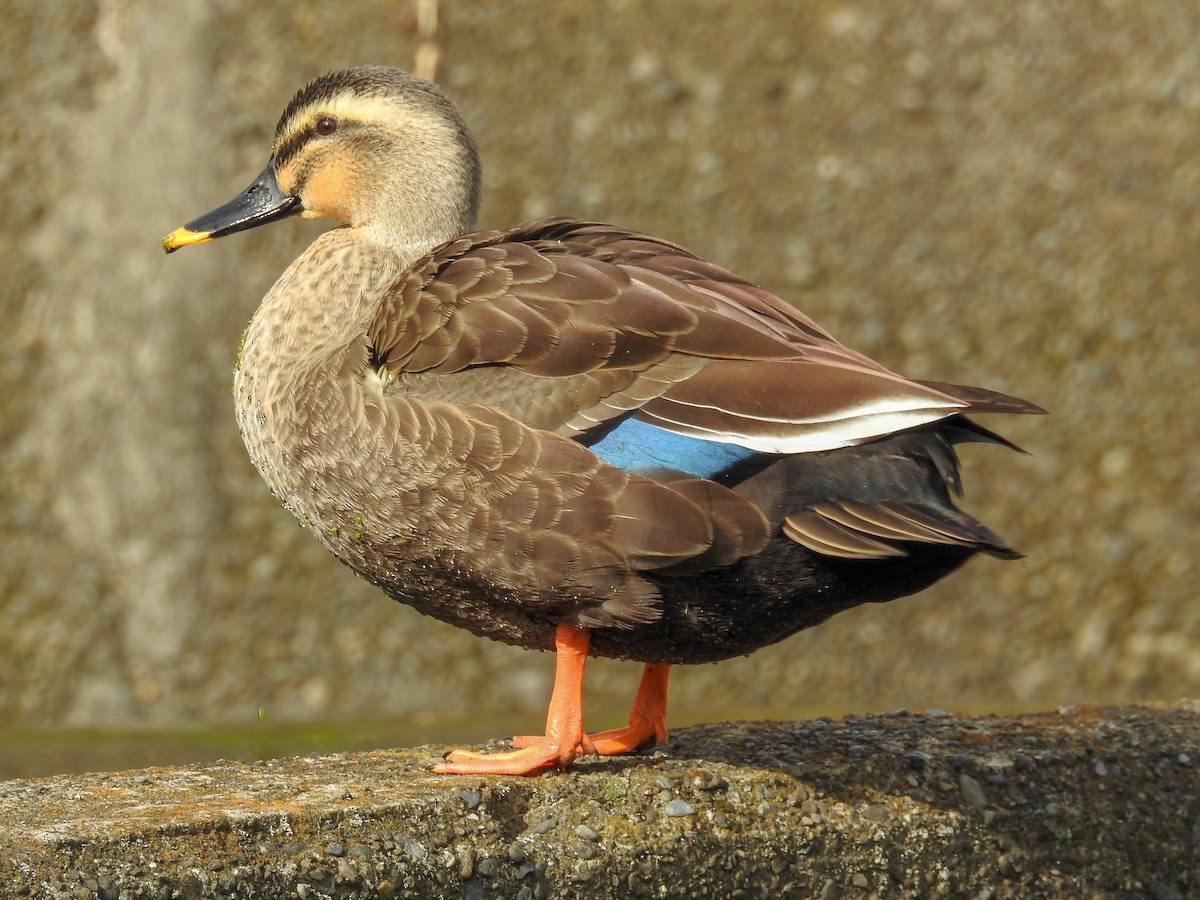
2,704,1196,898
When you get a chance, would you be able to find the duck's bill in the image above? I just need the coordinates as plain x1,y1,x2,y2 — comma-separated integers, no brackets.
162,162,301,253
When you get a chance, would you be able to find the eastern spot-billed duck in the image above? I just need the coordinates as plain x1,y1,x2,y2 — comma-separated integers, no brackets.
164,66,1043,775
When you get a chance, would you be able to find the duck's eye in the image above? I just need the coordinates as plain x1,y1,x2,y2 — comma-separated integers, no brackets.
315,116,338,136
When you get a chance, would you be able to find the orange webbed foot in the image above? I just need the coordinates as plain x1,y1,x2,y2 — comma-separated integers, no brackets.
585,719,667,756
508,733,554,749
584,662,671,757
432,634,673,775
435,740,575,776
435,624,589,776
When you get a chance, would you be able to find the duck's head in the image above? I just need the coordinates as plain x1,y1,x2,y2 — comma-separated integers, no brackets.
163,66,481,257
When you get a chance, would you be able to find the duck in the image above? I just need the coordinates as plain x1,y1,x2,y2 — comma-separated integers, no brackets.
163,66,1043,776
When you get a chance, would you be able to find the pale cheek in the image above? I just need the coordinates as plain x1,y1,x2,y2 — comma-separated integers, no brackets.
303,166,357,223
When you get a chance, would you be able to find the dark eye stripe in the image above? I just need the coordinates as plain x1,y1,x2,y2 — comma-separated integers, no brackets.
273,128,314,167
274,117,351,166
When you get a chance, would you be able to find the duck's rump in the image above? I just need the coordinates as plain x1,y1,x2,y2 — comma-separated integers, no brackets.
593,420,1015,663
591,529,979,664
366,420,1016,665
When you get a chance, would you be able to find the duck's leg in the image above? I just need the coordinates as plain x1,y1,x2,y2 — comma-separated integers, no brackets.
435,623,589,775
583,662,671,756
513,661,670,756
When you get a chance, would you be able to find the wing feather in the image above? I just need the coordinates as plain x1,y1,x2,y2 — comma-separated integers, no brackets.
368,219,987,453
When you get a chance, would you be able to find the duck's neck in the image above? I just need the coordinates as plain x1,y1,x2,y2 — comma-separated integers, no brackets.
233,230,406,516
359,220,460,266
243,230,403,365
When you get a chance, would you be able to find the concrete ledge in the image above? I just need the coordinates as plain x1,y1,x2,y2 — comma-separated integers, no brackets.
2,704,1195,898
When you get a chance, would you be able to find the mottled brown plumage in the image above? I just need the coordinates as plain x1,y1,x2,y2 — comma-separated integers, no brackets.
164,66,1043,775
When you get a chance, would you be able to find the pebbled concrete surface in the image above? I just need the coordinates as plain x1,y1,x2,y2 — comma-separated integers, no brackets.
2,704,1197,898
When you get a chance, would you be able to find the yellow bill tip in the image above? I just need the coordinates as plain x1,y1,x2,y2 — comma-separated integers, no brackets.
162,226,213,254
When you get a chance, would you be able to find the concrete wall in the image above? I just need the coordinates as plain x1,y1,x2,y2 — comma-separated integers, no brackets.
1,1,1196,730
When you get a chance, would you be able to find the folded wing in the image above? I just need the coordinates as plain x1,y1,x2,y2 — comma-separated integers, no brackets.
369,219,1021,456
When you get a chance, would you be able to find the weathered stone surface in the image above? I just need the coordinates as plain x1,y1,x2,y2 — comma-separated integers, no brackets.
2,705,1196,898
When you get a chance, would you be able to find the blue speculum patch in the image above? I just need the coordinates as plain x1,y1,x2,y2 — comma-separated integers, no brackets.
581,416,760,479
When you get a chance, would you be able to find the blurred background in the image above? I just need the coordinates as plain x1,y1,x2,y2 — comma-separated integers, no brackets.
1,1,1196,778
